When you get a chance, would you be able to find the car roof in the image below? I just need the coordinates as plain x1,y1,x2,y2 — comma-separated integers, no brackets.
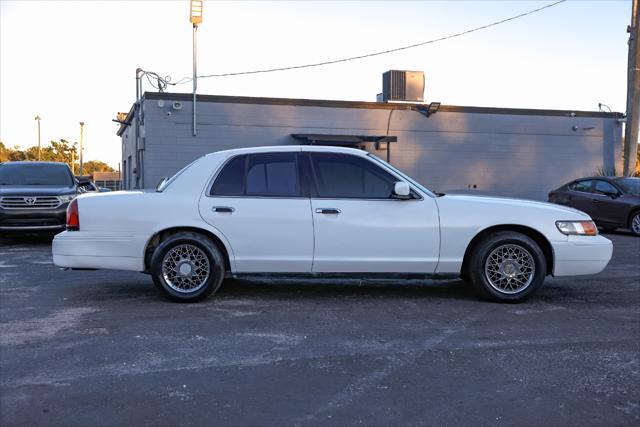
573,176,616,181
1,161,70,166
205,145,369,158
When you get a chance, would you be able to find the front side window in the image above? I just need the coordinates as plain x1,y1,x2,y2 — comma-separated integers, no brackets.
593,180,618,195
310,153,395,199
211,152,300,197
569,180,593,193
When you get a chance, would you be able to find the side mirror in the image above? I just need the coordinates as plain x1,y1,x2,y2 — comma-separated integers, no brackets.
393,181,411,199
607,191,620,199
155,177,168,192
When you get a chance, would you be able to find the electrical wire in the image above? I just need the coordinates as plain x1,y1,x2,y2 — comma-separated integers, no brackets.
191,0,566,79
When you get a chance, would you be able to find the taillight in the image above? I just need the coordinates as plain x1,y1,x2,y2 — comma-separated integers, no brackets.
66,199,79,231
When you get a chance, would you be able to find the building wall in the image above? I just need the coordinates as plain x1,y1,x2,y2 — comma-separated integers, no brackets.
122,95,622,201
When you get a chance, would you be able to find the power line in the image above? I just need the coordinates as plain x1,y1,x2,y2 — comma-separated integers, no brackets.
190,0,566,80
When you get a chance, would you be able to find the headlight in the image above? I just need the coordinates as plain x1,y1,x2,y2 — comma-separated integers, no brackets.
58,195,76,203
556,220,598,236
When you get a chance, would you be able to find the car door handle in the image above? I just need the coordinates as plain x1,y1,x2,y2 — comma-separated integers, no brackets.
212,206,234,213
315,208,341,214
593,200,600,204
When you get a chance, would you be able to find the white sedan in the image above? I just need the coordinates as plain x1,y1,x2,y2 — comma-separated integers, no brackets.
52,146,612,303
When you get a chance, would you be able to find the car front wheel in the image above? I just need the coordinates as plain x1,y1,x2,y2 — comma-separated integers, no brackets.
150,232,225,302
468,231,547,302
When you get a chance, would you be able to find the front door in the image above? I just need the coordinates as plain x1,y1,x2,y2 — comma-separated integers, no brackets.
591,179,626,225
199,151,314,273
306,151,440,274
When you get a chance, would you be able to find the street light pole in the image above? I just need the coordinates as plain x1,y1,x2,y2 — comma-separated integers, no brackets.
79,121,85,176
34,115,41,160
190,0,203,137
624,0,639,176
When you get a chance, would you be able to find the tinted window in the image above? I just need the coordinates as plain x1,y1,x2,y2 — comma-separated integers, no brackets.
246,153,298,197
211,155,245,196
210,153,299,197
0,163,73,186
593,180,618,195
569,180,593,193
310,153,395,199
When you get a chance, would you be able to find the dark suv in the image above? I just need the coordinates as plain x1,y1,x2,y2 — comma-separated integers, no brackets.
0,161,78,233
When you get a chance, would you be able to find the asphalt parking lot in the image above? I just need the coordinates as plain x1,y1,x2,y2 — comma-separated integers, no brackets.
0,232,639,427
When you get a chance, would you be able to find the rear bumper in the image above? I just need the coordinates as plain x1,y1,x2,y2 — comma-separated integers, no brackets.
52,230,146,272
0,205,67,232
552,234,613,276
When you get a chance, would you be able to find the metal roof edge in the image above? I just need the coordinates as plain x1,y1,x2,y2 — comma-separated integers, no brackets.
142,91,624,119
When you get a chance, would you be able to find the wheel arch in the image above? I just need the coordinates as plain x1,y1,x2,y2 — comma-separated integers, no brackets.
143,226,233,275
628,207,640,228
460,224,554,280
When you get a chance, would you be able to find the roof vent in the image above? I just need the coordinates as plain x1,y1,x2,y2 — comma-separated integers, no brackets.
381,70,425,103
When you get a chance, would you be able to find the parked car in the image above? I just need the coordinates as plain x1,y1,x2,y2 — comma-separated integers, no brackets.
0,161,78,233
75,177,110,193
52,146,612,303
548,177,640,236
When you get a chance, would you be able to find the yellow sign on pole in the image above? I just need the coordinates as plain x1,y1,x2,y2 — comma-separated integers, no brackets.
190,0,203,25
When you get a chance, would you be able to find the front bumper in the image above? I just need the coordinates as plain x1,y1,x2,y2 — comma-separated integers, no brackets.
0,204,68,232
552,234,613,276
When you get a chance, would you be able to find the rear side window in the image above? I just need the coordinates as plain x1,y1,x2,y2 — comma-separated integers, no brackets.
211,155,246,196
246,153,299,197
210,153,300,197
569,180,593,193
310,153,395,199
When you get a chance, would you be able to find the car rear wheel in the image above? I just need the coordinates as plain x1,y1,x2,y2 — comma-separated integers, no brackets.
630,212,640,236
468,231,547,302
150,232,225,302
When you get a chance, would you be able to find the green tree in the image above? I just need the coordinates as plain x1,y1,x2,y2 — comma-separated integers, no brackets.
0,142,9,162
82,160,114,175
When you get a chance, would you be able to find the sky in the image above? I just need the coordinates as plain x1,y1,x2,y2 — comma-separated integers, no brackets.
0,0,633,169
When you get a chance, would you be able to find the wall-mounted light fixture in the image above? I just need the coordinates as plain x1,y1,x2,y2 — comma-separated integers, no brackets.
416,101,441,118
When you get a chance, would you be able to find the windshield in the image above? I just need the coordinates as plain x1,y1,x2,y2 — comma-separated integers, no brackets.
367,154,435,197
156,157,202,192
615,178,640,195
0,163,74,186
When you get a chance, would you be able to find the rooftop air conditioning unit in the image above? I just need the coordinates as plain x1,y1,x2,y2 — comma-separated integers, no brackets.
382,70,425,103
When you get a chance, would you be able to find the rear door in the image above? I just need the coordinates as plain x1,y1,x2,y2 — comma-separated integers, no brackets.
307,152,440,274
199,151,314,273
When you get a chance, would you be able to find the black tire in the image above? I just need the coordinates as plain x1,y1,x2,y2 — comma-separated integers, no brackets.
629,211,640,236
468,231,547,303
150,232,225,303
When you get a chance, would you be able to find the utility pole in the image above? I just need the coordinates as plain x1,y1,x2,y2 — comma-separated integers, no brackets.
79,121,85,175
624,0,639,176
190,0,203,137
34,115,41,160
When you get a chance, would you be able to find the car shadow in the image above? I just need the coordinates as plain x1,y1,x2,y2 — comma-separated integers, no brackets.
599,228,636,237
215,277,481,302
0,233,56,245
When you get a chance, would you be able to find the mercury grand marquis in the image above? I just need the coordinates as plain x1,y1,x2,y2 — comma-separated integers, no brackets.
52,146,613,303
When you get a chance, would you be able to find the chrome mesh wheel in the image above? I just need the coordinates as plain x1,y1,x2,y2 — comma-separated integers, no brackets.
162,244,210,293
632,213,640,234
484,244,535,294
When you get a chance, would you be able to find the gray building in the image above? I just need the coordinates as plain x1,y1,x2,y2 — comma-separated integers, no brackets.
118,92,623,200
